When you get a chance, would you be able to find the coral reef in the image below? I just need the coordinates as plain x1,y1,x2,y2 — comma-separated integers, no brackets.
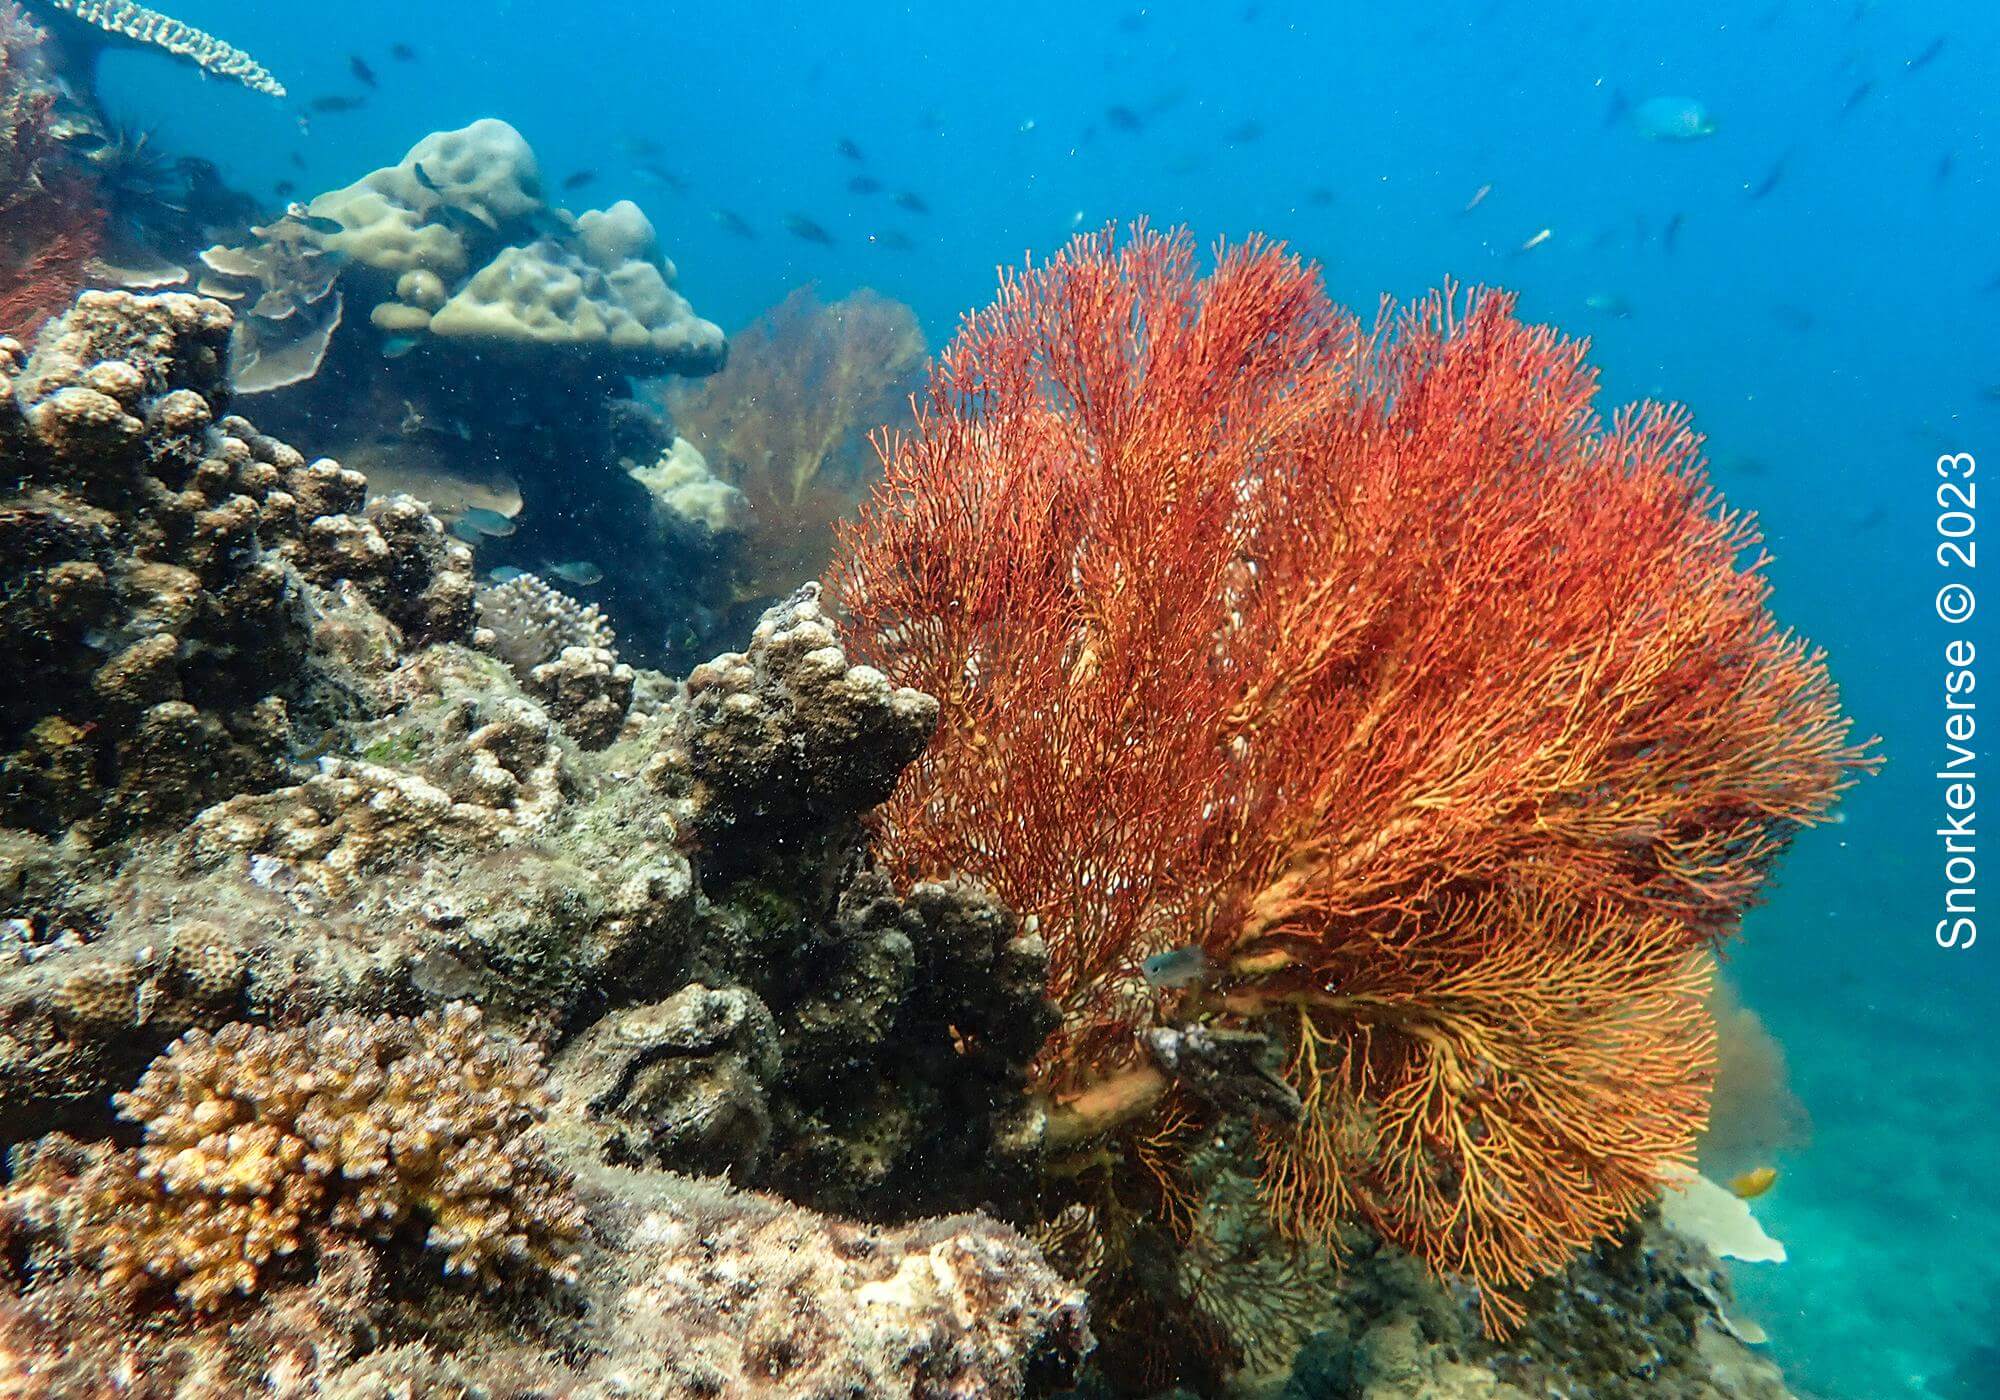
0,283,1821,1400
674,582,938,862
1267,1214,1797,1399
628,433,746,534
23,0,284,97
831,226,1873,1330
212,119,729,662
288,119,723,375
667,285,925,651
0,287,1089,1395
193,213,345,393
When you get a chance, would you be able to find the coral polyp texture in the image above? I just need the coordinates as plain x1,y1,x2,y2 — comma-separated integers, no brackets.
24,0,284,96
829,224,1874,1330
9,1002,583,1309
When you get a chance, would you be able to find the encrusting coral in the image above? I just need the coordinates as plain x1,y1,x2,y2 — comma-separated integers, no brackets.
7,1002,584,1308
22,0,284,96
830,224,1875,1331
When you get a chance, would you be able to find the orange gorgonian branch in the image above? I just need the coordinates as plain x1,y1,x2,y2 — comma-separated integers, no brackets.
829,224,1873,1330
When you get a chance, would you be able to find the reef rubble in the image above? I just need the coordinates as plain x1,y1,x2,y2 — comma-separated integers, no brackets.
0,289,1810,1399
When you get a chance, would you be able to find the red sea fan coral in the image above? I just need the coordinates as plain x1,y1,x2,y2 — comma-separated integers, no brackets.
0,2,100,340
829,224,1872,1330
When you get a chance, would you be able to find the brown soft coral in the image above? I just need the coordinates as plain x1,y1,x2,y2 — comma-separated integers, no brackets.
7,1003,583,1310
666,286,923,616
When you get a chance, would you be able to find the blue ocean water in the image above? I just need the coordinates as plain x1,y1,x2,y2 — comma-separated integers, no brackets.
92,3,1998,1395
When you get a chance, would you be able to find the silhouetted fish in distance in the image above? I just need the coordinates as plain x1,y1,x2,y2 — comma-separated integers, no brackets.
1935,151,1954,185
1770,303,1817,333
847,175,883,196
712,208,755,239
1105,105,1143,132
289,151,307,169
349,55,377,88
1663,212,1684,253
309,94,364,113
274,179,296,198
1747,152,1789,200
1840,79,1875,116
1905,35,1947,72
562,170,598,191
836,137,865,162
784,213,836,244
1225,119,1265,143
634,163,688,194
892,191,930,214
412,161,441,193
873,229,916,251
390,42,418,62
1305,185,1334,207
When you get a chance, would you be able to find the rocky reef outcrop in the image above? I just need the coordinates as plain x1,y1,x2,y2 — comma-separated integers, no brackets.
0,289,1812,1400
0,291,473,841
0,291,1088,1396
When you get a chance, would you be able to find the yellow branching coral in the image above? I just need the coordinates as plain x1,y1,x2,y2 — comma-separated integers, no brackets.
668,286,924,609
30,0,284,96
8,1003,583,1310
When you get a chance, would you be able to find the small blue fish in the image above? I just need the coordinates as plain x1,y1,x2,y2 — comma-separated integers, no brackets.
547,561,604,587
1141,946,1212,990
457,507,517,538
380,335,421,359
451,517,484,544
486,565,525,583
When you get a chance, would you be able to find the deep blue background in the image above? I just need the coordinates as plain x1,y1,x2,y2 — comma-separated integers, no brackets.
92,3,2000,1395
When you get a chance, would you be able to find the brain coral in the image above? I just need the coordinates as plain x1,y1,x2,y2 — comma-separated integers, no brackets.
8,1002,583,1309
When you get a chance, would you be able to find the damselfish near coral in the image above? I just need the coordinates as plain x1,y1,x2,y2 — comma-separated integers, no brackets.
830,225,1876,1331
6,1002,582,1309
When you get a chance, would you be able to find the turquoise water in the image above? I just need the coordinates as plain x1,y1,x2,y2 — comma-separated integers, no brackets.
86,3,2000,1395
